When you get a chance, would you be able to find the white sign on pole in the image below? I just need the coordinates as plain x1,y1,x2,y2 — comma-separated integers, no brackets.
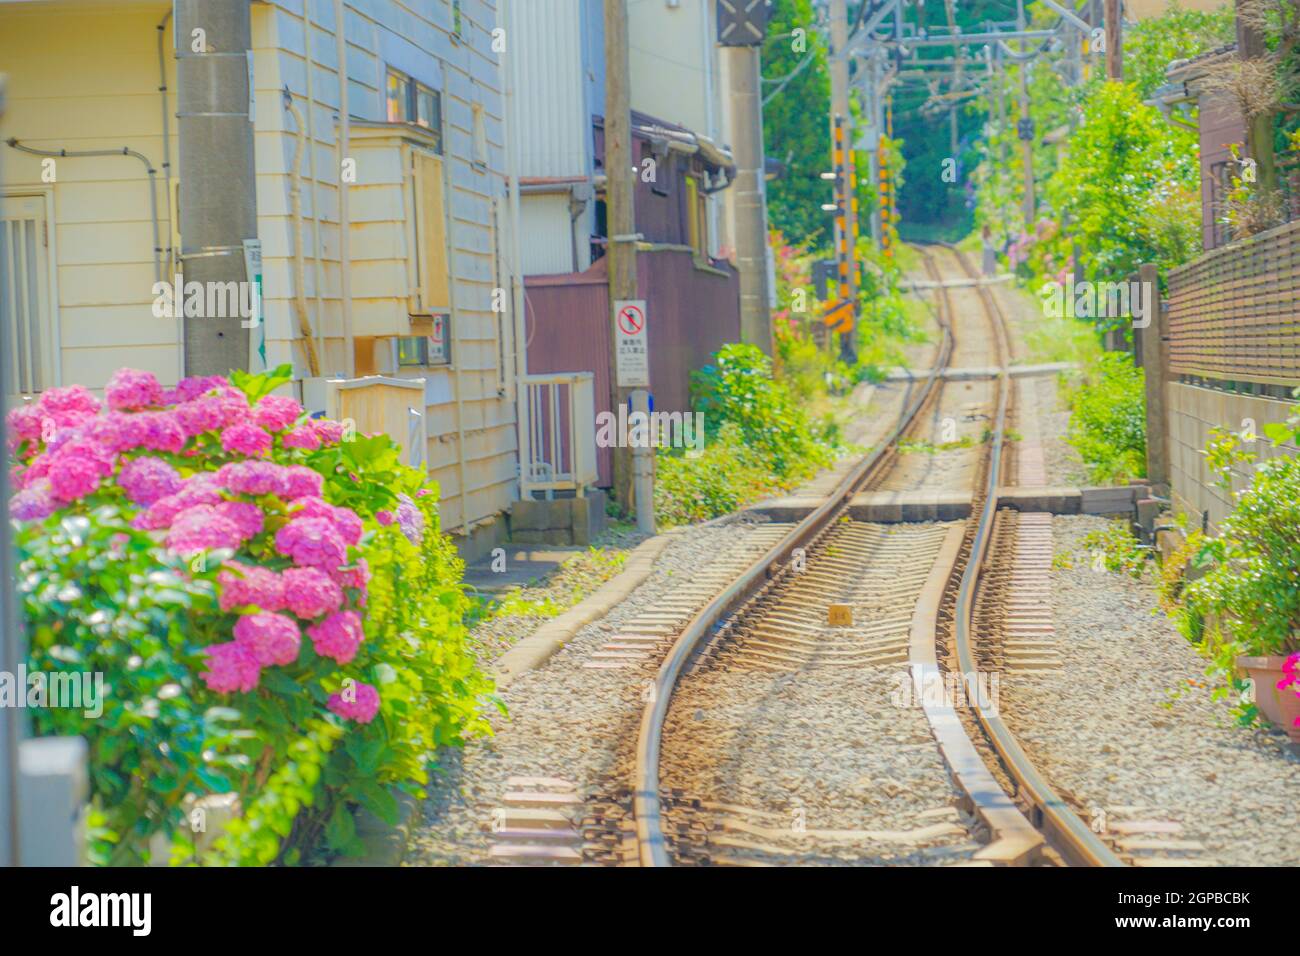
614,299,649,387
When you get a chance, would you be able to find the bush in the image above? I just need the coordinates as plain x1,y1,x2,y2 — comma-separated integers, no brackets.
1171,410,1300,725
8,365,495,864
1062,352,1146,483
690,343,837,476
654,423,788,526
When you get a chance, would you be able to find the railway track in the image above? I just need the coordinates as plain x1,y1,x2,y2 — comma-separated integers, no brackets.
624,244,1126,868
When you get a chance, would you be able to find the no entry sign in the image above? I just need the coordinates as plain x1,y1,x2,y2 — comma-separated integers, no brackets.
614,299,649,387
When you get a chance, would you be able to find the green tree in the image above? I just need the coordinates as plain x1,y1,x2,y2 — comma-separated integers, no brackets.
762,0,832,246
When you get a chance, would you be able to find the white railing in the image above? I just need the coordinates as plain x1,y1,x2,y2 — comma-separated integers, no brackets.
522,372,597,497
323,376,427,469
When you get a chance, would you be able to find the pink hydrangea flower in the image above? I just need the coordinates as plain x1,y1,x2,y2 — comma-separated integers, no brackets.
105,368,164,411
274,517,348,570
213,386,252,428
174,396,227,437
137,412,186,453
133,475,224,530
118,456,183,506
5,403,45,447
290,497,364,546
308,610,365,664
15,454,52,489
312,419,346,445
85,411,144,454
165,504,244,552
218,563,286,612
9,485,57,522
46,441,115,503
333,558,370,595
36,384,102,429
282,465,324,501
201,641,262,694
281,425,322,451
282,567,345,620
221,422,273,457
217,460,287,497
233,612,301,666
375,510,393,526
214,500,264,541
167,375,228,405
327,681,380,723
252,394,304,432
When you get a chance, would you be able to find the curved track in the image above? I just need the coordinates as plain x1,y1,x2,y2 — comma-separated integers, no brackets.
628,244,1125,867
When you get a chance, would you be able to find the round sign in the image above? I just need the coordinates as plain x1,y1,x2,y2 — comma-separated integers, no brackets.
617,304,645,335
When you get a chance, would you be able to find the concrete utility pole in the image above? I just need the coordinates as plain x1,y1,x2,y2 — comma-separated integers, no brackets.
1104,0,1122,80
604,0,636,516
726,42,774,356
176,0,258,377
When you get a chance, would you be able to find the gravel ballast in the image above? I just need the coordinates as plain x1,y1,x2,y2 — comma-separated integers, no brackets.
999,515,1300,866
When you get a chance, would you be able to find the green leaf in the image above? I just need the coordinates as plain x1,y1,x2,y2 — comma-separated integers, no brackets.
325,801,357,850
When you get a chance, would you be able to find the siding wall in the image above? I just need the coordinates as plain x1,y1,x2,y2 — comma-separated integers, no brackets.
505,0,590,179
0,2,180,391
0,0,519,535
1197,88,1245,252
251,0,516,533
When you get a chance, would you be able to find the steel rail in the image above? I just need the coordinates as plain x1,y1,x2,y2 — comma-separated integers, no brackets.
943,243,1125,868
631,271,954,867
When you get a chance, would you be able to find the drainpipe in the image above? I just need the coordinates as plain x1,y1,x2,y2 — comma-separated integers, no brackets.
157,9,178,373
175,0,258,377
502,0,531,499
334,0,355,377
284,90,322,376
303,5,327,369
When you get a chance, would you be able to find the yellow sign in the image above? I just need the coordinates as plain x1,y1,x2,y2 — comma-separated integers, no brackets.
822,299,854,334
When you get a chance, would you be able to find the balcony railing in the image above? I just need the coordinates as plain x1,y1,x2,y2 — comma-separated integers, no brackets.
522,372,597,497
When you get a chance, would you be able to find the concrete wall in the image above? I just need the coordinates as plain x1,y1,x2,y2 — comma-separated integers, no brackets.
1168,382,1299,533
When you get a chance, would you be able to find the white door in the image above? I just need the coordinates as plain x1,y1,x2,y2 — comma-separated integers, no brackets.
1,194,55,400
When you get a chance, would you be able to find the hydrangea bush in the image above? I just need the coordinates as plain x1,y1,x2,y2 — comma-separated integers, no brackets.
8,364,496,864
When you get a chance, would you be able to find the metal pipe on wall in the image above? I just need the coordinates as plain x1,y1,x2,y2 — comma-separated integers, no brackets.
502,0,531,500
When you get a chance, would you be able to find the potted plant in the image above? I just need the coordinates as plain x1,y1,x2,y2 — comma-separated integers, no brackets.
1180,419,1300,740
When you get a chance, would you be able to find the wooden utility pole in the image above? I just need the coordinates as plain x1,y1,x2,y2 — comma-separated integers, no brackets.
604,0,636,516
1104,0,1122,80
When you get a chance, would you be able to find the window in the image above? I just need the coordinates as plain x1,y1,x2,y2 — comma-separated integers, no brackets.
685,175,708,258
385,69,443,153
2,194,55,398
452,0,464,41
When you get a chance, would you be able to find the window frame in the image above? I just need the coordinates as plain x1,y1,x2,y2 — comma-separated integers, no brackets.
385,68,444,154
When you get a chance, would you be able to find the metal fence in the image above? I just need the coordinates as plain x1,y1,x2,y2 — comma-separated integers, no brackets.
1166,218,1300,390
